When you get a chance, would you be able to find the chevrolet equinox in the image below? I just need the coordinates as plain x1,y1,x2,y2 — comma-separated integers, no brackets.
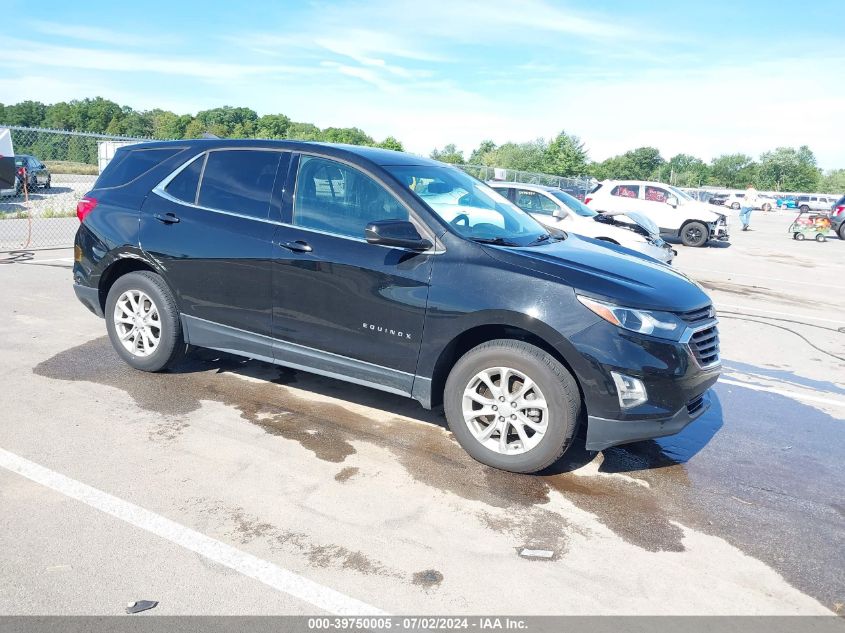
73,140,721,473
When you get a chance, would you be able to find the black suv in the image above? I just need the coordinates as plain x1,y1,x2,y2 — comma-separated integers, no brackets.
73,140,721,473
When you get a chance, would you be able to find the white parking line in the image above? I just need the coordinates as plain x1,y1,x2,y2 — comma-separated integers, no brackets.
21,258,74,264
0,447,386,616
719,378,845,409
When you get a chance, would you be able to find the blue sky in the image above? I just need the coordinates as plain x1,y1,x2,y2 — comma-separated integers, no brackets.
2,0,844,168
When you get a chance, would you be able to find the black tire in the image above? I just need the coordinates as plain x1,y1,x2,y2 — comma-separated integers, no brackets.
800,204,810,212
839,224,845,240
444,339,581,473
731,202,740,210
681,221,709,247
104,271,185,372
44,177,51,190
795,233,805,241
762,203,771,212
815,233,826,243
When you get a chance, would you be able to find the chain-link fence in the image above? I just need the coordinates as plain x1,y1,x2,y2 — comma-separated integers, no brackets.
458,164,595,200
0,126,146,251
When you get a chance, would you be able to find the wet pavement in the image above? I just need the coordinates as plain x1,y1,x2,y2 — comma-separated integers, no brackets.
31,335,845,612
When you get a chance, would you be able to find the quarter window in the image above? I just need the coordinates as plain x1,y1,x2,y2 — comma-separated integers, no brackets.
197,150,282,219
293,156,408,239
611,184,640,199
165,155,204,204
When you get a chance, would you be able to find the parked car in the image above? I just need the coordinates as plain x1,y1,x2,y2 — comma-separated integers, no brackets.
13,154,51,192
708,193,728,206
489,182,675,264
829,195,845,240
776,196,797,209
721,192,746,210
757,195,778,211
0,174,21,198
795,195,837,212
72,140,720,473
585,180,730,247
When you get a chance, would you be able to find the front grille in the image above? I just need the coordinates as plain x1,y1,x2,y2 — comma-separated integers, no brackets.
687,394,705,416
689,324,720,367
679,305,713,324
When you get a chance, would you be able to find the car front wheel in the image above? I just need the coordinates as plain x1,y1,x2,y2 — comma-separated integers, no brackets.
444,339,581,473
105,271,185,372
681,221,709,247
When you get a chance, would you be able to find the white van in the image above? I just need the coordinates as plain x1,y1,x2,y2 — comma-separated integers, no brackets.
586,180,730,247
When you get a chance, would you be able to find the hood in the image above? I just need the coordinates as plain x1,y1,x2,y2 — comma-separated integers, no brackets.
599,210,659,237
681,199,721,221
481,234,710,312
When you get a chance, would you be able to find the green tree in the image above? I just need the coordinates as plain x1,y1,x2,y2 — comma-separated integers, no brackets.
255,114,291,139
662,153,709,187
819,169,845,194
286,122,322,141
376,136,404,151
150,110,191,139
758,146,820,191
708,153,758,188
430,144,466,164
195,106,258,137
590,147,664,181
468,140,496,164
321,126,374,145
482,140,547,171
542,131,588,176
4,100,47,127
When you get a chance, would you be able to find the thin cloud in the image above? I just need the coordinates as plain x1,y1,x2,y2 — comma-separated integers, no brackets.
29,21,155,48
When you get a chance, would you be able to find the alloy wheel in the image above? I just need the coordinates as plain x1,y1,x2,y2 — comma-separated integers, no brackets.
462,367,548,455
113,289,162,357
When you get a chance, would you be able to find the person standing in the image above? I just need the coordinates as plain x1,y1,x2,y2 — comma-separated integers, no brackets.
740,183,758,231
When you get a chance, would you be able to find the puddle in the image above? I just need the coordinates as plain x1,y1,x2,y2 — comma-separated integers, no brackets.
335,467,359,483
33,337,693,554
700,280,835,309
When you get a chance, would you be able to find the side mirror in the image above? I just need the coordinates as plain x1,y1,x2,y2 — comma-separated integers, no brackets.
552,207,569,219
666,196,679,208
365,220,432,251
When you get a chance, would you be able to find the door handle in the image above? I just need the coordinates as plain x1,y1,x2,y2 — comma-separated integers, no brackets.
154,212,180,224
276,240,312,253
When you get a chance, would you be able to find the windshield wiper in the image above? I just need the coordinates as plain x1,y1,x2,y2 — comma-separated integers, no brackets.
526,233,552,246
471,236,521,247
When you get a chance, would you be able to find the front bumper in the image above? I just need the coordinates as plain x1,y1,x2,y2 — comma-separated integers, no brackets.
712,220,730,241
585,390,712,451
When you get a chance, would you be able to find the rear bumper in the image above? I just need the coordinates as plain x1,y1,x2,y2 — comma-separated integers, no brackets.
585,390,712,451
73,283,104,318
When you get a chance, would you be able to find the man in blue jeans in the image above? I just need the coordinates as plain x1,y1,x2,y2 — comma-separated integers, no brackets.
740,183,758,231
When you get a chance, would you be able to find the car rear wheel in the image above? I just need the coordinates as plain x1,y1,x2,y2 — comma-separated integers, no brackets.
444,339,581,473
731,202,740,210
838,224,845,240
800,205,810,212
681,221,709,247
44,177,51,189
105,271,185,372
762,203,771,211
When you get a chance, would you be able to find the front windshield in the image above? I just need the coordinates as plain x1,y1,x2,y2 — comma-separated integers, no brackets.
669,186,695,202
385,165,549,245
550,190,597,217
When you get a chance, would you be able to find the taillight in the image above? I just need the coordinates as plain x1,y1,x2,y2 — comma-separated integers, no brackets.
584,197,592,205
16,167,24,176
76,197,98,222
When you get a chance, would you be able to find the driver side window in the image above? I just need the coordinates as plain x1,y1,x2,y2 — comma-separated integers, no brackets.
644,186,670,203
293,156,408,239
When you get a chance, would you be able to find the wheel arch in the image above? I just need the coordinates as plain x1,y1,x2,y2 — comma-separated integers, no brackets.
422,317,585,411
97,253,165,313
679,218,711,244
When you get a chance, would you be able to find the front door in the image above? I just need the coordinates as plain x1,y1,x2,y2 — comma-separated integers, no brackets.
270,154,432,394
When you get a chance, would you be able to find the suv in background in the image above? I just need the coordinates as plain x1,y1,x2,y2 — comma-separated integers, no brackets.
795,195,837,212
72,140,720,473
586,180,729,247
708,193,728,206
829,196,845,240
489,181,675,264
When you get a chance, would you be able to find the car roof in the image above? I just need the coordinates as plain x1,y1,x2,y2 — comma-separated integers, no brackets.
117,139,444,168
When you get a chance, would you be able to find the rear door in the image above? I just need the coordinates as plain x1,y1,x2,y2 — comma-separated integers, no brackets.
141,148,288,341
640,185,681,233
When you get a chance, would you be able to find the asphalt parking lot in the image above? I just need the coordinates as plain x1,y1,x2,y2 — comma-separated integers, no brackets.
0,207,843,616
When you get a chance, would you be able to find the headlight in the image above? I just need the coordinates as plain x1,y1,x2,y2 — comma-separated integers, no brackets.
577,295,685,340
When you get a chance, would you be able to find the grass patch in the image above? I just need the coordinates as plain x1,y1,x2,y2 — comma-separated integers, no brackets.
41,208,77,218
44,161,99,175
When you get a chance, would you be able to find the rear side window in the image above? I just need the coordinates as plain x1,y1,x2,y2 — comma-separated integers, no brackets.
197,150,281,219
165,155,205,204
611,184,640,198
96,147,182,189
